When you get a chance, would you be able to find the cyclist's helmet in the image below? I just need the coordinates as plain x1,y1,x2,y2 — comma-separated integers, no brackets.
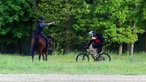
89,30,94,35
89,30,94,37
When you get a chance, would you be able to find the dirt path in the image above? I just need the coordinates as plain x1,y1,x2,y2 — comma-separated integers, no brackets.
0,74,146,82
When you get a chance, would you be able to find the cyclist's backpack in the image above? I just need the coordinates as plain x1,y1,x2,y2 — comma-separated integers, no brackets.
96,33,105,42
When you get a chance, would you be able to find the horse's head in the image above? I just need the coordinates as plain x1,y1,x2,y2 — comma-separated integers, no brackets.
47,36,54,50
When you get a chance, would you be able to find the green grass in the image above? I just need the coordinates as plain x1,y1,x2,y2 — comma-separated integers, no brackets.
0,52,146,75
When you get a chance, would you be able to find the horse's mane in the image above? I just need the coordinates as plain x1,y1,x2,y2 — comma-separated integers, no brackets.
47,36,54,41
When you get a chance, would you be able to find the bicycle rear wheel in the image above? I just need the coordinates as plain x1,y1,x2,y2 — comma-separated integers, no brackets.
76,53,89,62
97,53,111,61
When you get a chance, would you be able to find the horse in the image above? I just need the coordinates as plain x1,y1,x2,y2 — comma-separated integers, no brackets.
30,35,54,62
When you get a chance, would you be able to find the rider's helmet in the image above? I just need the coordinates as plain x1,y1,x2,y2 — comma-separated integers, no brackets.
89,30,94,37
39,17,45,21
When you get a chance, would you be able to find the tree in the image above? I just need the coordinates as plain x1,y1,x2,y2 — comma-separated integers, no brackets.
89,0,128,54
89,0,144,55
136,0,146,53
35,0,90,54
125,0,144,55
0,0,33,54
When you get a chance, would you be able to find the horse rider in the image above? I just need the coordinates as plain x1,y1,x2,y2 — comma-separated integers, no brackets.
36,17,55,50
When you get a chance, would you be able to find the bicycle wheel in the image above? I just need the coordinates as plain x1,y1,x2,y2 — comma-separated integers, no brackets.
97,53,111,61
76,53,89,62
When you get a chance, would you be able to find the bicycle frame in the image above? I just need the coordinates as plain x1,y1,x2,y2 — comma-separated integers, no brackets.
80,42,99,60
76,42,111,62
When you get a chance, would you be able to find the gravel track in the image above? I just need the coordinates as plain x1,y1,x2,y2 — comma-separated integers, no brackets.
0,74,146,82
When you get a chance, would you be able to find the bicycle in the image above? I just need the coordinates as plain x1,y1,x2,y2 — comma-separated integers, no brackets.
76,42,111,62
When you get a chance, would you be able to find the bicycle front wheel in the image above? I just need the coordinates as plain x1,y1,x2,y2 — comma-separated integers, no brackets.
76,53,89,62
97,53,111,61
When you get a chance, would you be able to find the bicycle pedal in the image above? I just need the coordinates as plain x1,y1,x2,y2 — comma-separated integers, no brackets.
94,58,99,61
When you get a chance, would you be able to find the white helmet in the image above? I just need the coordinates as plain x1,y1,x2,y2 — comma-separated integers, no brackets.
89,31,94,35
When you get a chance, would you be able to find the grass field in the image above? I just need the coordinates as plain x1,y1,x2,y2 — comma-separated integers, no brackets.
0,52,146,75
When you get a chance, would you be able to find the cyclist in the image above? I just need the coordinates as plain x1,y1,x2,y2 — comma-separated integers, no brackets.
87,31,104,59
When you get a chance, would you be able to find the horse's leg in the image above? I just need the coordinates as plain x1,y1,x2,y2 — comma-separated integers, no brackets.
42,54,45,60
38,50,41,61
31,52,34,62
39,49,44,61
45,51,48,61
31,36,39,62
32,53,34,62
39,54,41,61
30,48,35,62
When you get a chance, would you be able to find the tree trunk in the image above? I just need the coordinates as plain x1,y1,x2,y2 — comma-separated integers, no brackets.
127,44,130,53
119,43,123,55
65,20,72,54
145,32,146,53
65,24,72,54
129,21,135,55
65,0,72,54
16,39,22,54
129,42,134,56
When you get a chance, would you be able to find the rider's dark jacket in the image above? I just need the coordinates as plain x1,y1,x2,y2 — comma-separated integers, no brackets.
36,22,49,34
87,36,101,48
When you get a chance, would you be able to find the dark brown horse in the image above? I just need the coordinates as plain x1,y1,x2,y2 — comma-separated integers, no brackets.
30,35,54,62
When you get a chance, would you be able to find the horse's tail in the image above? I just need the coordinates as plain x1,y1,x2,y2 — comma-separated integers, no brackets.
31,36,39,62
34,36,39,50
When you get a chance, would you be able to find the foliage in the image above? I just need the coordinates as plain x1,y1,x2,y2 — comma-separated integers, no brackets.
0,0,146,54
136,0,146,30
35,0,91,52
90,0,144,44
0,0,33,44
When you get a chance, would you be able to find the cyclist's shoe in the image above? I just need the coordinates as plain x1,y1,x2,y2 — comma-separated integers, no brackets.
94,57,99,61
98,56,105,61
